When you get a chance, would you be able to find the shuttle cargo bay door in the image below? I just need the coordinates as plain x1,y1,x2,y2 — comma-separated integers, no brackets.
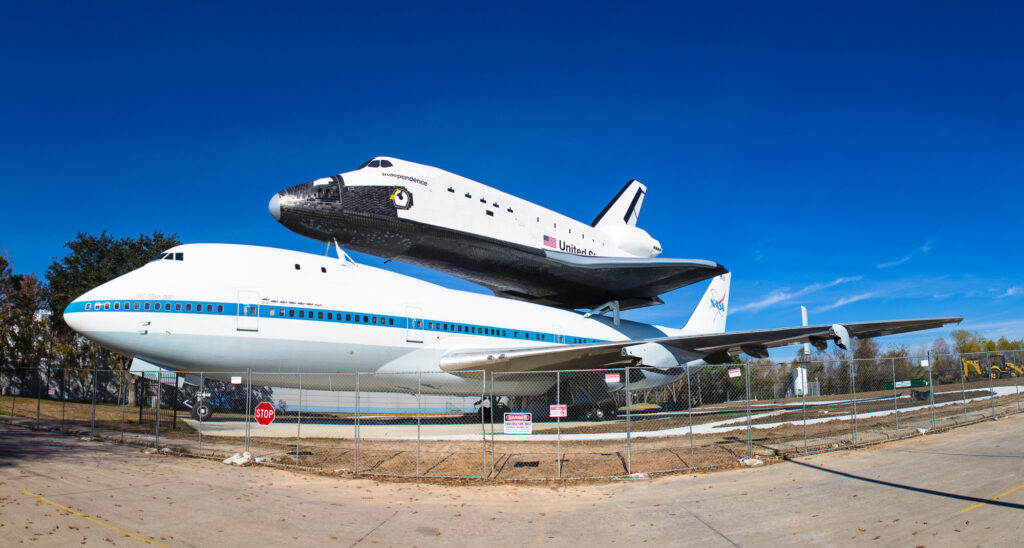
237,290,260,332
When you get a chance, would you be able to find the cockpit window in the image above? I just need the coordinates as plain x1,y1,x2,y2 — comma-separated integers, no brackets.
358,158,391,169
151,252,184,262
379,159,393,168
151,253,167,262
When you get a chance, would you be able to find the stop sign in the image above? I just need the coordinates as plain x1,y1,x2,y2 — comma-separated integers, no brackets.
254,402,276,426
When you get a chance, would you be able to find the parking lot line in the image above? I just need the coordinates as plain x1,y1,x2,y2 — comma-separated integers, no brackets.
961,482,1024,513
18,488,171,547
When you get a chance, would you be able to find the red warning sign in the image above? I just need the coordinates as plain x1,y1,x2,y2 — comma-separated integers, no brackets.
254,402,276,426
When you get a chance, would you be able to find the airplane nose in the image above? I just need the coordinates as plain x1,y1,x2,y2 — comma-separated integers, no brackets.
269,193,282,221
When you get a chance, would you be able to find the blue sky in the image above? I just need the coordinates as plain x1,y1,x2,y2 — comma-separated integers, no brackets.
2,1,1022,356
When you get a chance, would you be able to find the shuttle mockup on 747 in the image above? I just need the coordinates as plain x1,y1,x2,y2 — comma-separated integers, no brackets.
64,244,960,419
269,157,727,310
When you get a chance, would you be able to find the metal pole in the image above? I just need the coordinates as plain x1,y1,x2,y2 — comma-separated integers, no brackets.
155,372,161,451
686,365,694,469
416,371,421,477
296,373,302,467
138,376,144,425
172,373,178,430
60,366,66,431
119,370,125,443
90,367,97,438
801,366,808,452
35,352,43,429
849,360,857,446
245,369,251,454
1015,350,1020,412
926,352,935,430
987,353,996,418
960,355,968,419
354,373,360,474
198,372,204,456
480,370,486,479
891,357,899,435
625,367,631,475
556,371,561,479
745,362,752,459
489,372,495,478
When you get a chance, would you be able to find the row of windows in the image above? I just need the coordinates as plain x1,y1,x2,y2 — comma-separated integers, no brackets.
150,252,184,262
85,301,224,313
359,158,394,168
82,301,602,344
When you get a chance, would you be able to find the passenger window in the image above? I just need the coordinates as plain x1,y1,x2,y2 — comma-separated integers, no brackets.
217,305,223,313
299,310,305,318
327,312,333,320
321,267,326,273
318,311,323,319
372,317,377,324
114,302,120,310
134,302,140,310
346,314,352,321
294,264,301,270
388,318,394,325
85,303,92,310
363,315,368,323
207,304,213,312
123,302,129,309
289,309,295,317
164,303,170,310
354,315,359,322
175,303,181,311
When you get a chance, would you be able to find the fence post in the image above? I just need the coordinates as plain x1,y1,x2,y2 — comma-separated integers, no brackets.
35,357,42,429
891,357,899,436
801,366,808,452
416,371,421,477
244,369,251,454
155,372,162,451
296,372,302,467
1015,350,1020,412
480,370,487,479
354,373,360,474
686,364,694,469
119,370,126,443
745,362,752,460
90,367,97,438
625,367,631,475
987,352,996,418
960,355,968,419
849,360,857,446
60,366,66,430
926,352,935,429
556,371,561,479
171,373,178,431
198,372,204,457
489,372,495,479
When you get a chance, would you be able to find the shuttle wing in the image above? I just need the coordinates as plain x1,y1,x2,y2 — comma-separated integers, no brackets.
439,317,962,374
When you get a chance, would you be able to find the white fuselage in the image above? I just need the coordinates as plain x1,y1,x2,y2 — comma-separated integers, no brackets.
64,244,684,397
327,158,660,258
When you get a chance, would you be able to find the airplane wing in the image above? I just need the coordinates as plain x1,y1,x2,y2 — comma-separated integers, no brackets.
439,317,962,374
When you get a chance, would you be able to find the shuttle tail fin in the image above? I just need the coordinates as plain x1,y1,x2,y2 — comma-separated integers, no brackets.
591,180,647,229
681,273,730,335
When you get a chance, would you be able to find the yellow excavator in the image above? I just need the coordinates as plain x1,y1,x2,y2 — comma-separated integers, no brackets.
962,355,1023,378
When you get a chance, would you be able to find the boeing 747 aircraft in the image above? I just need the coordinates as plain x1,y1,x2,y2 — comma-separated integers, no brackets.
269,157,727,310
64,244,960,420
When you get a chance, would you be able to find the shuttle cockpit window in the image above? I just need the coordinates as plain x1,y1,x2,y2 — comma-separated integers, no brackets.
359,158,393,169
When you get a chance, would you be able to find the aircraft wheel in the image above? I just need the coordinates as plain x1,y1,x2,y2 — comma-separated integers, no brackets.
191,401,212,421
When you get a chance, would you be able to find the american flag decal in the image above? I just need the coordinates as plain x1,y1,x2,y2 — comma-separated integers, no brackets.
543,235,557,248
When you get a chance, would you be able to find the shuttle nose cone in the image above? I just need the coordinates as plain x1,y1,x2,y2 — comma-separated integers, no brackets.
269,193,282,221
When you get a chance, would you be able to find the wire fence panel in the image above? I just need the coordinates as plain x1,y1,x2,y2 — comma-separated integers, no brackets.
4,349,1024,480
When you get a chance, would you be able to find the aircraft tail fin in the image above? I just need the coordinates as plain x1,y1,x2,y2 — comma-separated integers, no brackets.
591,180,647,229
681,273,730,335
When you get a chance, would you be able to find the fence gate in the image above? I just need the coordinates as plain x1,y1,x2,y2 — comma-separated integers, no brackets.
237,290,260,332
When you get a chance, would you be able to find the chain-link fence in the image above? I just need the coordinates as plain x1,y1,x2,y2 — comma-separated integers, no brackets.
3,350,1023,480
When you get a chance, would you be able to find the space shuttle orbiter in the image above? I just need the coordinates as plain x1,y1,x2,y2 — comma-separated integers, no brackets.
269,157,726,310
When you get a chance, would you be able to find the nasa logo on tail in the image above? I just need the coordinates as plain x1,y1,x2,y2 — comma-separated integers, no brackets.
709,289,727,319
